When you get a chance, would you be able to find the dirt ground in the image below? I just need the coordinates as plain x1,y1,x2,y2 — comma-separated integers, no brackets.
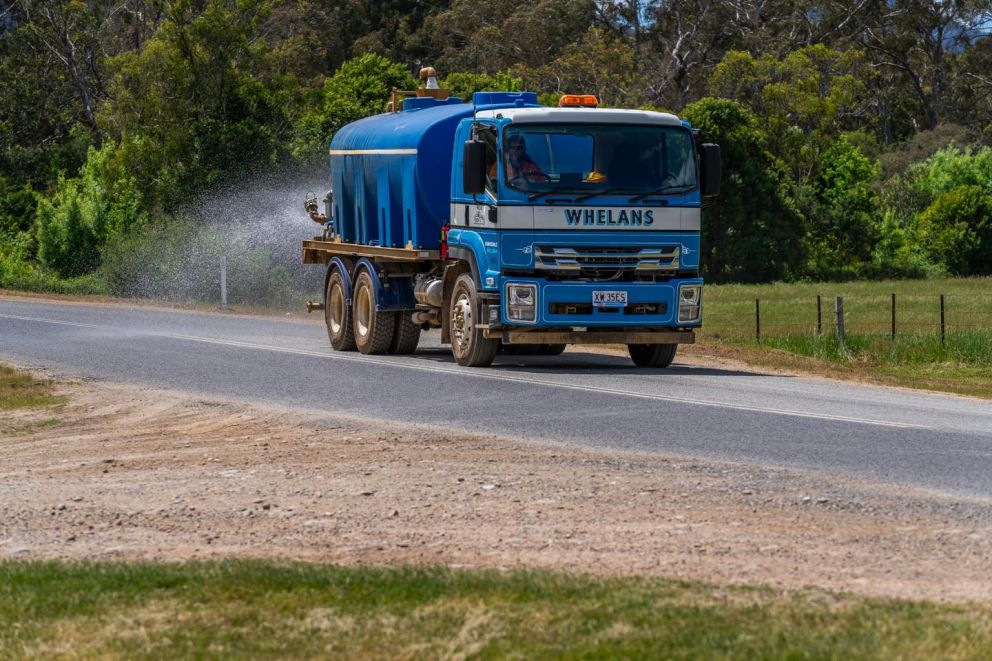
2,370,991,604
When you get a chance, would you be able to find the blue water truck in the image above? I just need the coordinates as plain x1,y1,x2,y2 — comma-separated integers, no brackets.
302,83,720,367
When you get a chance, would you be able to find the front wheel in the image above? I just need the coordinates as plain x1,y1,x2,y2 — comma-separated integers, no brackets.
449,274,498,367
628,343,677,368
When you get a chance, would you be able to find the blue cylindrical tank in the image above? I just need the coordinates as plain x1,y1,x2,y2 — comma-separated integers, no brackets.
328,92,539,250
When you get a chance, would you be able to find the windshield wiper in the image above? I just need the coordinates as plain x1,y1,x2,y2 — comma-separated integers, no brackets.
572,187,639,202
628,184,694,202
528,190,571,202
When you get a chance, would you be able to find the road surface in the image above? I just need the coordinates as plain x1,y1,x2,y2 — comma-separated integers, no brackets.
3,296,992,498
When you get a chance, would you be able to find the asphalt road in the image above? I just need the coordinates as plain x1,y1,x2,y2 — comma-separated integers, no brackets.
3,296,992,498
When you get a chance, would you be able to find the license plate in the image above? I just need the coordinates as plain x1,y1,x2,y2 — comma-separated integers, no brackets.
592,290,627,307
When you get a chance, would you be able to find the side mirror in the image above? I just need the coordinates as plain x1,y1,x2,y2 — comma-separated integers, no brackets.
463,140,487,195
700,143,721,197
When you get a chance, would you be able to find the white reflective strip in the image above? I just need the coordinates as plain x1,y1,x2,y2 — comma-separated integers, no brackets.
328,149,418,155
495,206,533,229
681,208,701,231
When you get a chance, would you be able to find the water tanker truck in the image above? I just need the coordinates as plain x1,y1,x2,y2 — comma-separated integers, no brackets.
302,79,720,367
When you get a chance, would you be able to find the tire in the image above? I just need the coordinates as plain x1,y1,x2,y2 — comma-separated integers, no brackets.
390,311,421,354
628,343,678,368
325,269,356,352
449,273,498,367
352,270,395,355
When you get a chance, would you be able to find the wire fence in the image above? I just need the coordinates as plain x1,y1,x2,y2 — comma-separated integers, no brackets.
699,293,992,344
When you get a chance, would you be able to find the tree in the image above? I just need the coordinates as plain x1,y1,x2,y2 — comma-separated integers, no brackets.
643,0,725,110
441,71,522,102
17,0,106,131
682,98,805,282
293,53,415,162
805,137,882,278
830,0,992,131
514,27,640,107
710,45,872,186
100,0,296,207
426,0,596,75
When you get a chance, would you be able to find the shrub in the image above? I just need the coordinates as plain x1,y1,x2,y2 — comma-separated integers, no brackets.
908,145,992,204
34,143,146,278
918,185,992,276
804,137,882,279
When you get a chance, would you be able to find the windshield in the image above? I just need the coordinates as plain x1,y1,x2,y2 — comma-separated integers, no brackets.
501,123,697,196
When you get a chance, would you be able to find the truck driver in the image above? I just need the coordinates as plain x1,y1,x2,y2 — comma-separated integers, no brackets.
491,135,547,182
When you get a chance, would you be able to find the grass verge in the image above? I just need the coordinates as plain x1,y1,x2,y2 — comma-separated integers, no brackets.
1,561,991,659
0,364,66,411
699,277,992,399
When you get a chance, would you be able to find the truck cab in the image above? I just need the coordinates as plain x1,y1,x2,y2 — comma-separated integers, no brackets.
445,96,719,366
302,89,719,368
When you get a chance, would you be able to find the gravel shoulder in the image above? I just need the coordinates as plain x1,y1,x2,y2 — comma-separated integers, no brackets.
2,369,991,604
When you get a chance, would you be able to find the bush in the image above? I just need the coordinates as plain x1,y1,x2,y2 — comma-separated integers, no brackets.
34,143,146,278
0,176,38,238
918,185,992,276
804,137,882,279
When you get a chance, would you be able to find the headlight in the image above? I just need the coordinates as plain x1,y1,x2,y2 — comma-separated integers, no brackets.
678,285,702,323
506,283,538,322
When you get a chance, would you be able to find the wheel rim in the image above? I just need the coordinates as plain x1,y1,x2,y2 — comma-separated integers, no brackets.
451,293,473,352
355,284,372,338
329,283,345,335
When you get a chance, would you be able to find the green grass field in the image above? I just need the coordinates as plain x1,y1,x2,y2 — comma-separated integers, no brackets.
702,277,992,341
2,561,991,659
700,278,992,398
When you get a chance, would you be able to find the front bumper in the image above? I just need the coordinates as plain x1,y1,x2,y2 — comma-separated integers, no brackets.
488,329,695,344
497,276,703,328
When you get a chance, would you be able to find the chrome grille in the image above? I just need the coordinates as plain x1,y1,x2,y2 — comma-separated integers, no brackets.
535,245,680,273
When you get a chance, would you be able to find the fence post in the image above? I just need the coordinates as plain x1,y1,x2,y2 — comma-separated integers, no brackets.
816,295,822,336
835,296,845,343
940,294,945,346
755,298,761,344
220,255,228,310
891,293,896,340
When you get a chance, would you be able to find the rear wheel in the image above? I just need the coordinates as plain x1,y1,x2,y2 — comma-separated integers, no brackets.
628,343,677,368
353,270,395,354
449,274,498,367
325,270,356,351
390,312,421,354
